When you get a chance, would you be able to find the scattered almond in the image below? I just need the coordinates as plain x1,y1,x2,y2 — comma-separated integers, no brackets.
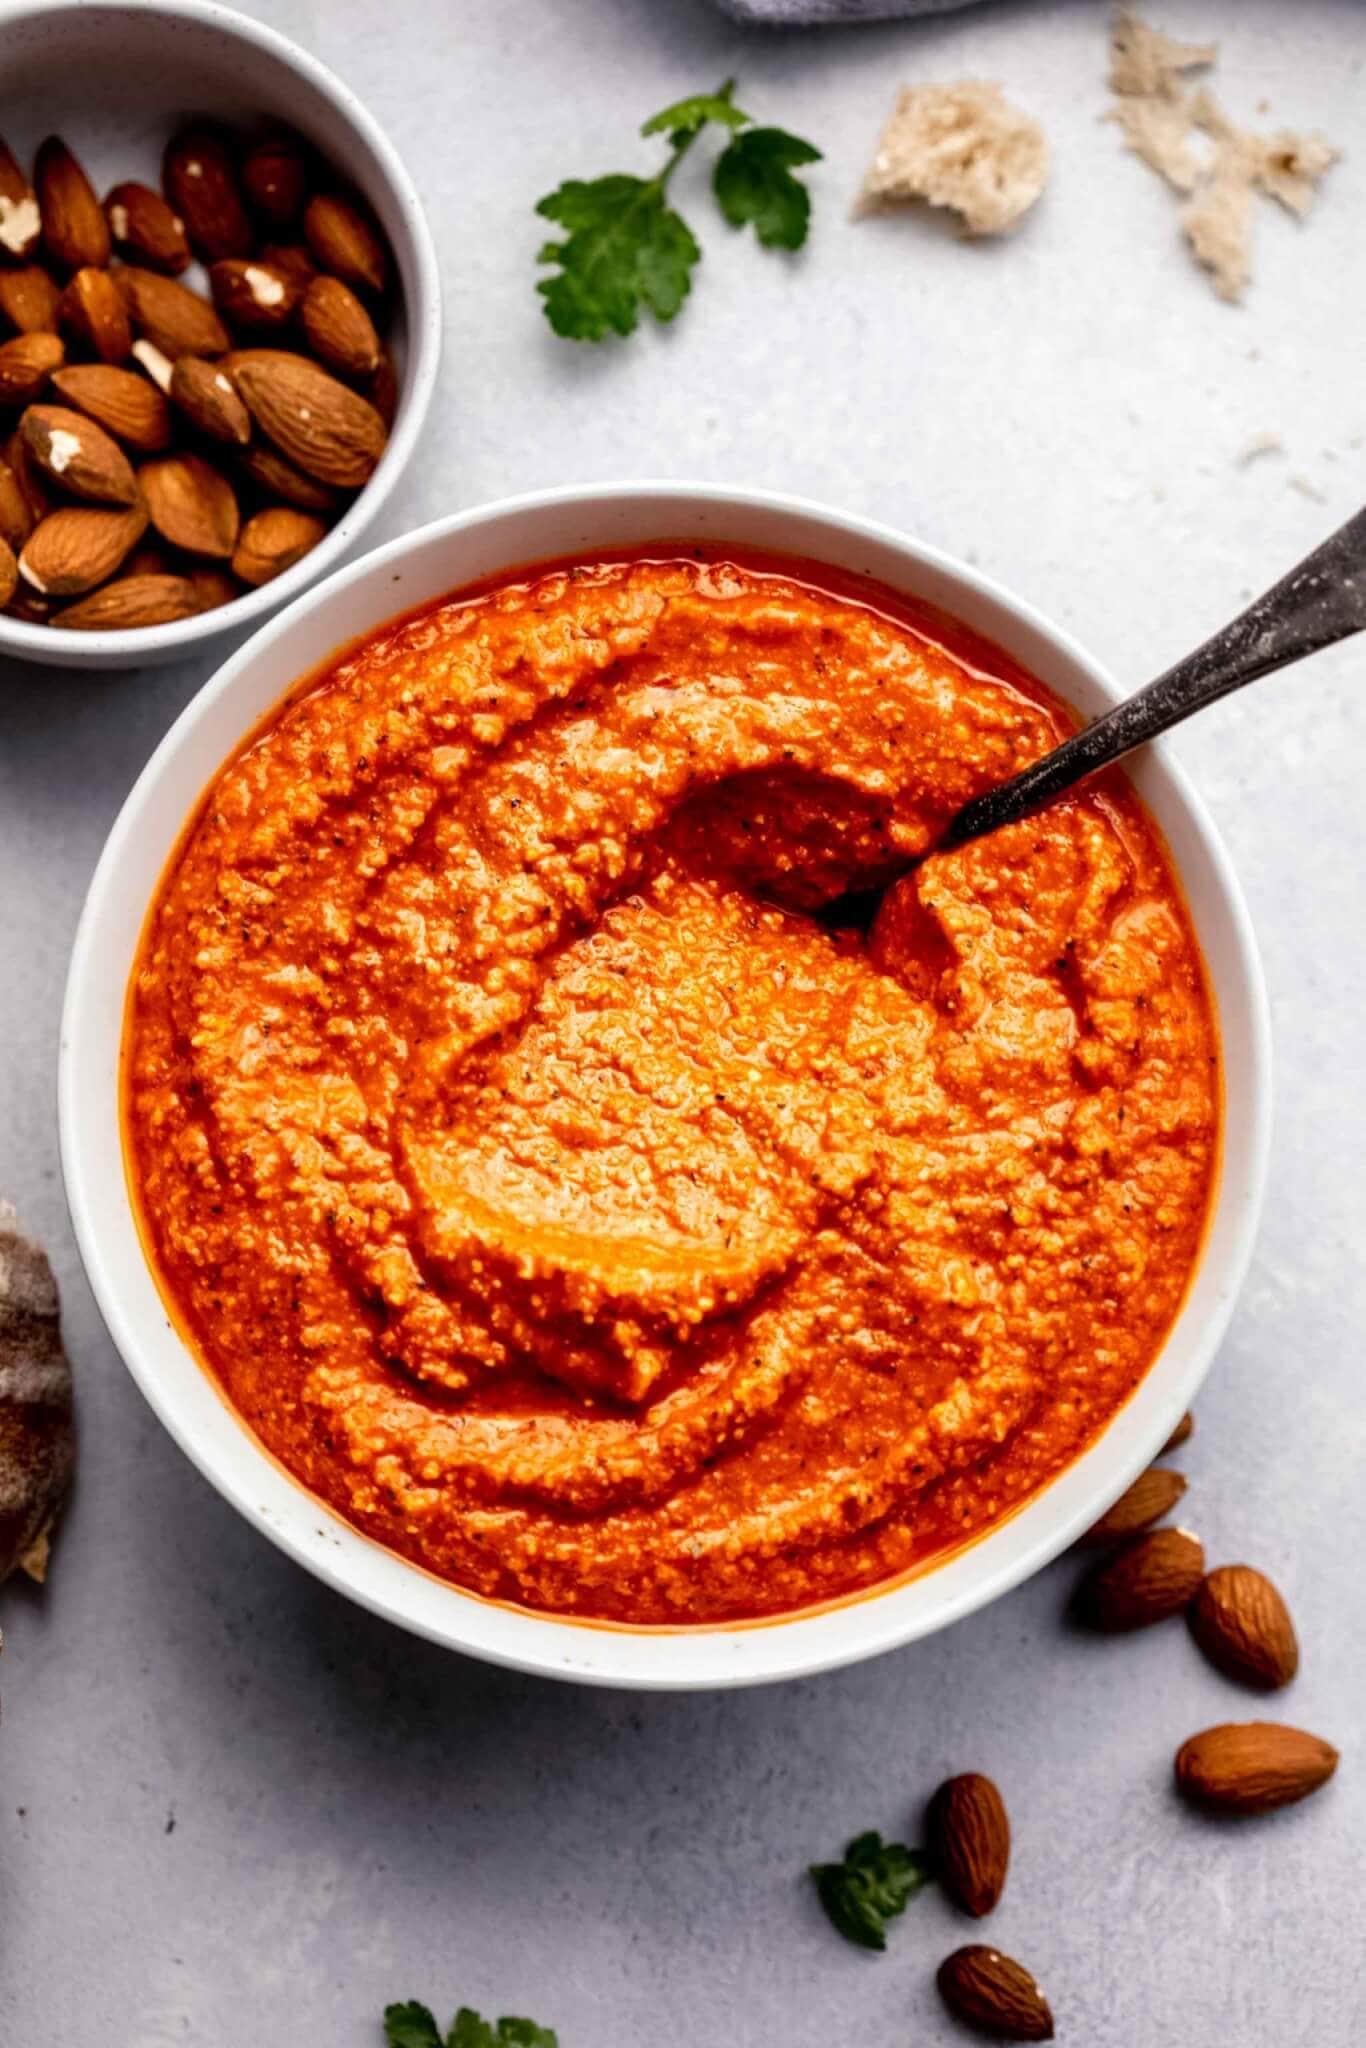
1074,1526,1204,1631
242,132,312,228
0,333,65,410
209,257,301,334
1189,1564,1299,1690
52,364,173,453
104,181,191,274
0,265,62,336
302,274,381,379
60,266,133,365
141,452,240,557
56,570,200,630
236,440,344,514
304,190,388,295
1076,1466,1187,1549
226,348,386,487
163,123,253,263
0,534,16,609
927,1773,1010,1918
1175,1722,1337,1815
115,267,230,361
21,404,140,506
36,136,111,274
231,505,327,586
19,502,148,597
0,133,42,260
937,1946,1054,2042
169,355,252,447
1161,1410,1194,1454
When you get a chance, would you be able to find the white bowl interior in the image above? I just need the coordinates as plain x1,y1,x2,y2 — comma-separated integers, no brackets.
0,0,440,667
60,484,1272,1688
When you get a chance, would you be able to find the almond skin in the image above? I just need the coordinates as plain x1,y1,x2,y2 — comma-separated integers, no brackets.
301,274,381,379
242,133,312,228
169,355,252,447
0,133,42,260
0,333,65,409
0,453,35,550
141,452,240,557
52,365,173,453
56,571,200,630
1175,1722,1337,1815
0,265,62,336
927,1774,1010,1918
104,181,191,275
303,191,389,295
36,137,111,273
208,258,301,335
19,502,148,597
236,440,343,514
60,266,133,365
1189,1565,1299,1690
231,505,327,586
21,404,139,506
162,124,253,263
225,348,385,487
0,534,16,609
1076,1467,1187,1549
937,1947,1054,2042
1161,1411,1195,1454
1073,1526,1205,1631
115,268,230,361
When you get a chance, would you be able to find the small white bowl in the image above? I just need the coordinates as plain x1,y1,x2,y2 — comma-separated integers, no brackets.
0,0,440,669
60,484,1272,1688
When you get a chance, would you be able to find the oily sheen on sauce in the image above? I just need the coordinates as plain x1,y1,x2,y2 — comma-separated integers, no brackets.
125,551,1218,1625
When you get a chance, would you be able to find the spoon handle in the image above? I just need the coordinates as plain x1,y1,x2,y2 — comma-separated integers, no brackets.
941,503,1366,851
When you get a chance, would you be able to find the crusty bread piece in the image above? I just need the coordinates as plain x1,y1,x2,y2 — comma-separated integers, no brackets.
1110,5,1215,99
1107,91,1204,192
1181,168,1254,302
859,82,1048,239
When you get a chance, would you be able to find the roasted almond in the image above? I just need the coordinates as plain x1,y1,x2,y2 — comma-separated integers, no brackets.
141,452,240,557
225,348,385,487
0,534,17,610
369,345,399,430
169,355,252,447
5,583,55,626
19,502,148,597
0,133,42,260
208,257,301,334
4,427,52,524
56,571,199,631
927,1773,1010,1918
116,267,230,361
259,241,319,293
1076,1467,1187,1549
52,365,173,453
303,190,388,296
130,338,175,394
301,274,380,379
124,540,175,578
60,266,133,365
0,265,62,336
188,563,244,612
1189,1565,1299,1690
236,439,343,514
162,123,253,262
1175,1722,1337,1815
937,1946,1054,2042
36,137,111,273
231,505,326,586
1073,1526,1204,1631
104,181,191,274
20,403,140,505
0,453,35,551
242,132,312,228
1162,1411,1195,1454
0,333,65,409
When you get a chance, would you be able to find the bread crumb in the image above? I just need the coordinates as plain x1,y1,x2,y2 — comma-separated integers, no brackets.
1181,164,1254,300
1236,431,1283,466
1110,6,1216,98
1255,130,1339,217
1106,92,1205,192
1288,474,1327,503
859,82,1048,238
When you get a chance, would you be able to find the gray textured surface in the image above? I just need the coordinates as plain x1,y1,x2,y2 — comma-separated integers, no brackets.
2,1,1365,2041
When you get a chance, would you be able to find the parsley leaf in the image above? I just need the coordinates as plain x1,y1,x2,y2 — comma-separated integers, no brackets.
536,176,700,341
714,128,822,250
491,2024,559,2047
809,1831,935,1952
383,2003,444,2048
642,79,749,141
447,2014,496,2048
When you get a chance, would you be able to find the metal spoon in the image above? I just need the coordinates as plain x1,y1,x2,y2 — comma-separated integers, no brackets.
938,502,1366,853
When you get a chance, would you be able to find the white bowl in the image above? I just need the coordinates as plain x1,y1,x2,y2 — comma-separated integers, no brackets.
60,483,1272,1688
0,0,441,669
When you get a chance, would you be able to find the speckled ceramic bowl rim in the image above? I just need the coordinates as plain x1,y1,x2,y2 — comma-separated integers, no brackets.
0,0,441,668
59,482,1272,1689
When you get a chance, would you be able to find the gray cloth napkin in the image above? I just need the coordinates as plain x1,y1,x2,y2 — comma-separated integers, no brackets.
717,0,980,21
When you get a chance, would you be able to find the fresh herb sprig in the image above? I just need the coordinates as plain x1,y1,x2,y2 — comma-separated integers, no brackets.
384,2002,557,2048
535,79,821,342
809,1830,936,1952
